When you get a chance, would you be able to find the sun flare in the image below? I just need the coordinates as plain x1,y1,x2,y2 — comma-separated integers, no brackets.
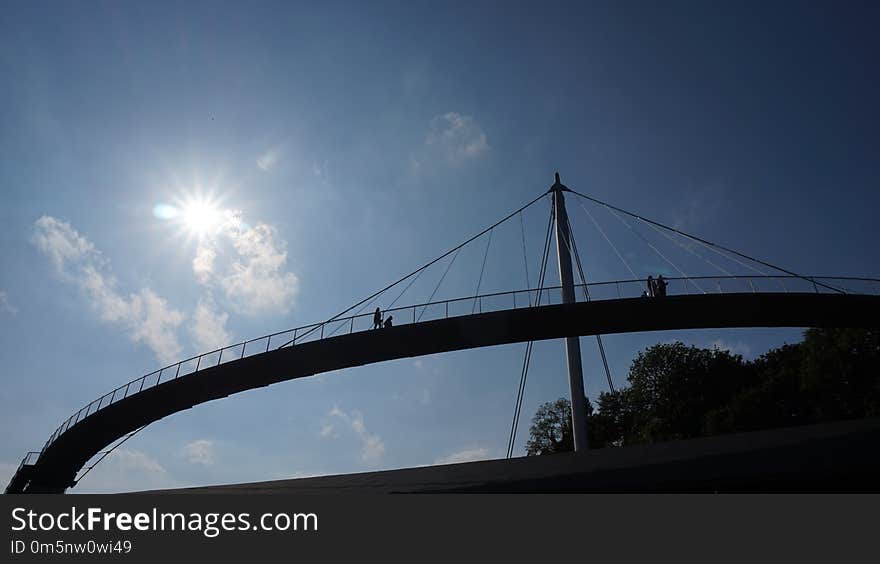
181,199,223,236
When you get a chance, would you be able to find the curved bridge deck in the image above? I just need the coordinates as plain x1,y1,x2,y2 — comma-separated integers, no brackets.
9,292,880,493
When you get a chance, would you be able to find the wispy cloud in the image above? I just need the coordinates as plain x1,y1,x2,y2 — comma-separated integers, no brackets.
190,300,231,351
182,439,215,466
191,212,299,315
434,447,491,465
710,339,752,359
0,290,16,315
256,148,280,172
76,448,174,493
192,245,216,285
32,216,185,364
413,358,441,375
426,112,490,163
220,221,299,314
327,406,385,465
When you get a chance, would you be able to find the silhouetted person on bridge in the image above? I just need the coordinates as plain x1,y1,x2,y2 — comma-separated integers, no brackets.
647,276,655,298
373,307,383,329
384,316,393,328
656,275,668,297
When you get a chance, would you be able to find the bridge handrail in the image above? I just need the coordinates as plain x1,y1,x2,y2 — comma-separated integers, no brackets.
34,275,880,461
4,451,40,493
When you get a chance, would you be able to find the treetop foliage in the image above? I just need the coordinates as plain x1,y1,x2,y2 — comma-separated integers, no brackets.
526,328,880,456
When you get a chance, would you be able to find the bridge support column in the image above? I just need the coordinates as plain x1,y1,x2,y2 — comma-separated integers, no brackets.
551,172,590,451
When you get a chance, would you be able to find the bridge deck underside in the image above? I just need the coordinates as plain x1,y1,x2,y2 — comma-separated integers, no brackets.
16,292,880,493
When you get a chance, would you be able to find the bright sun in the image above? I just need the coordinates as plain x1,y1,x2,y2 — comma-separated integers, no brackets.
181,199,222,236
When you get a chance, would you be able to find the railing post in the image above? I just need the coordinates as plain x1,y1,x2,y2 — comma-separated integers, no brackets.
195,356,201,372
139,376,146,393
811,277,819,293
175,362,181,379
413,306,416,323
266,335,272,352
241,341,247,358
350,318,354,334
157,368,163,385
320,324,325,339
446,301,449,318
124,382,131,398
218,349,223,365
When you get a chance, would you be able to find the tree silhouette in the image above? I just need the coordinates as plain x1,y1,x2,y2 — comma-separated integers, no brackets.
525,328,880,455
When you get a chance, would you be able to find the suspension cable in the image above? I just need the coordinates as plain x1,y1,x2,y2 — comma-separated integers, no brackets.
472,228,494,314
519,211,532,306
279,192,550,348
574,197,638,280
603,204,707,294
568,189,845,294
388,268,425,309
418,248,461,322
507,206,555,459
565,215,616,393
72,424,147,488
640,217,736,277
324,286,391,339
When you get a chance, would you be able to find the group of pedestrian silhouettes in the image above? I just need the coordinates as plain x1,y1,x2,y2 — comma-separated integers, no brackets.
645,275,668,298
373,307,393,329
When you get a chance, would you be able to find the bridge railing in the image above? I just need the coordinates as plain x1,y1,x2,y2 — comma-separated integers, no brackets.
4,451,40,492
35,275,880,461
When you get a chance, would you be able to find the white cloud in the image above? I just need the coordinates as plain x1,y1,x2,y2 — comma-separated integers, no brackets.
427,112,490,163
32,215,97,271
219,221,299,314
328,406,385,465
32,216,185,364
0,290,16,315
413,358,441,375
124,289,185,364
191,300,231,352
188,210,299,315
311,159,329,178
192,244,216,284
710,340,752,359
182,439,215,466
319,423,337,438
75,448,174,493
434,447,491,465
256,148,280,171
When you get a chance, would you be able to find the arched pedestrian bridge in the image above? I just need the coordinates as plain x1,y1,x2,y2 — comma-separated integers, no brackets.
7,275,880,493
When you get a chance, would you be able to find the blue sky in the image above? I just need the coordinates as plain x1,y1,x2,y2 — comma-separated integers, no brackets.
1,1,878,492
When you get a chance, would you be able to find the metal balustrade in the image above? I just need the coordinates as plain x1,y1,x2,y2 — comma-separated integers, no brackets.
33,275,880,463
